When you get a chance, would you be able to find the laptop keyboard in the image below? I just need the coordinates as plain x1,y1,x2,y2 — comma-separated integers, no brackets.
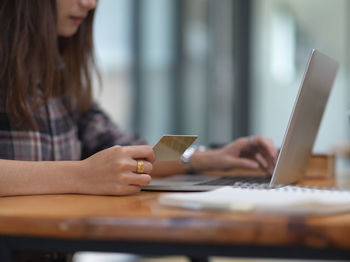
195,176,282,189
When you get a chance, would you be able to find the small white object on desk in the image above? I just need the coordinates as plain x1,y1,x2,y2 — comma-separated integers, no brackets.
159,186,350,215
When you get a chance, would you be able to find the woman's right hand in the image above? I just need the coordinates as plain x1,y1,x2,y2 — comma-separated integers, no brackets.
78,145,155,195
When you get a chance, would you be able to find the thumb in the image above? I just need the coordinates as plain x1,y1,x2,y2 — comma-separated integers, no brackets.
231,158,260,169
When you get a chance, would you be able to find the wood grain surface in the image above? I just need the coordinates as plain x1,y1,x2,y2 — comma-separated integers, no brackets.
0,154,349,251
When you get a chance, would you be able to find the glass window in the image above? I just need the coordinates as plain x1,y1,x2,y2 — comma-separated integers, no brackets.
250,0,349,151
135,0,237,146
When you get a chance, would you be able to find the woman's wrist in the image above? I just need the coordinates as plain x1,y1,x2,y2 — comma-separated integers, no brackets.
38,160,86,194
181,146,209,173
66,160,88,194
73,158,97,194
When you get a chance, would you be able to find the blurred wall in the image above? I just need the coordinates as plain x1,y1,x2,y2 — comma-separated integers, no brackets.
93,0,350,152
250,0,349,152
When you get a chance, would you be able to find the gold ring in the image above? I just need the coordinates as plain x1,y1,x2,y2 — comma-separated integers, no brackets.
136,160,145,174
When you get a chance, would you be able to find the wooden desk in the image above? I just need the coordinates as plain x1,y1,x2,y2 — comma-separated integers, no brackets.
1,155,350,261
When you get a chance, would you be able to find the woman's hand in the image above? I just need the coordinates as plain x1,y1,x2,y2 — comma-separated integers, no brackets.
79,145,155,195
190,136,278,174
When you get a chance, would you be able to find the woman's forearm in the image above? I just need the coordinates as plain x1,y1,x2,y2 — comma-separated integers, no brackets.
0,159,83,196
0,145,156,196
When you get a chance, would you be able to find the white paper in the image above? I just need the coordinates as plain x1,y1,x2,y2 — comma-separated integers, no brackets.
159,186,350,215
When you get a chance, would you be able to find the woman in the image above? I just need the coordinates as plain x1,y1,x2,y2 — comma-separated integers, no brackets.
0,0,278,197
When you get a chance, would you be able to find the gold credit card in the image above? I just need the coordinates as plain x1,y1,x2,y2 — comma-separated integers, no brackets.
153,135,198,162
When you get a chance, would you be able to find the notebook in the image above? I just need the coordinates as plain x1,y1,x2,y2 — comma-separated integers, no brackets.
143,49,339,192
159,186,350,215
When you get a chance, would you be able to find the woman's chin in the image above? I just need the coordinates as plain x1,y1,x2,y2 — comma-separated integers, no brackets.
57,27,79,37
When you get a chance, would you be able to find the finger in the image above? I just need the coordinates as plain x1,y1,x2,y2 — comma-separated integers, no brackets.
255,153,268,170
254,153,275,174
254,137,278,163
126,145,155,163
134,160,153,174
128,173,152,186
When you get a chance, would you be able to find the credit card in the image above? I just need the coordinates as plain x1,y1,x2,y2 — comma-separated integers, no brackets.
153,135,198,161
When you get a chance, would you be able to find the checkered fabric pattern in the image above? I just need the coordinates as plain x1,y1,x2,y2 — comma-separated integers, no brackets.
0,97,145,161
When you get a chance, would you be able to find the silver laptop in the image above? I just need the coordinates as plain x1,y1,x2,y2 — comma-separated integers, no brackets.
143,49,339,191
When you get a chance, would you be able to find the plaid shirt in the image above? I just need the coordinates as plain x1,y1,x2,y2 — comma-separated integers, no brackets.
0,96,145,161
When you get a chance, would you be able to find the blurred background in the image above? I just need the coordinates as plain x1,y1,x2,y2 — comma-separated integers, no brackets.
79,0,350,261
92,0,350,152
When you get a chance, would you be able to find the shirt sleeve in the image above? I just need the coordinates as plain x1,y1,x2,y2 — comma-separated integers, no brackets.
77,102,147,159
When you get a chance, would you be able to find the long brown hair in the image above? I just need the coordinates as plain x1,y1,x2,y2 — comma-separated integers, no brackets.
0,0,98,129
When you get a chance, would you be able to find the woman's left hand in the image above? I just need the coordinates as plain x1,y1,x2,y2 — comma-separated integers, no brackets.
190,136,278,174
